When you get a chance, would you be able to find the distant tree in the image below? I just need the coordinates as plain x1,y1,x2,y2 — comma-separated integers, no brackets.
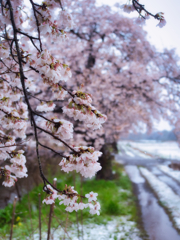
56,0,180,178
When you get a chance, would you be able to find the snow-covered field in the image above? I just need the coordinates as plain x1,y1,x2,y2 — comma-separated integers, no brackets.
32,217,141,240
125,165,145,184
118,141,180,160
158,165,180,183
139,167,180,229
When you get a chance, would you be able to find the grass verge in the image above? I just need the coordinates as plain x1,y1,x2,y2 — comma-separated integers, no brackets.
0,161,139,239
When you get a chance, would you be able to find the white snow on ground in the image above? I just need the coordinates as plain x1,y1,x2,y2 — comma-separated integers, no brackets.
32,217,141,240
158,165,180,183
119,143,136,157
125,165,145,184
118,141,180,160
139,167,180,229
118,142,151,159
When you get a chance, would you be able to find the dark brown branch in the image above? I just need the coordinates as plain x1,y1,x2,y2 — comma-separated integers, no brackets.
5,0,84,198
38,142,66,158
21,59,75,98
33,111,55,124
0,59,18,74
0,143,25,149
0,108,27,121
36,125,77,153
17,29,39,40
7,0,47,189
27,92,51,103
132,0,162,20
29,0,43,52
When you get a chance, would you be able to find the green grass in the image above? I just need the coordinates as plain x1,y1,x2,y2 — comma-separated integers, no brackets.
0,161,138,239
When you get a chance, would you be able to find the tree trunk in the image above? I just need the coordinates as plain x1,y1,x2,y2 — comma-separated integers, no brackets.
96,142,118,180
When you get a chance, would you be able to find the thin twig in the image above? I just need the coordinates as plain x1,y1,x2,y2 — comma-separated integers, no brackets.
29,0,43,52
28,194,34,240
38,193,42,240
36,125,77,153
10,196,17,240
6,0,85,197
47,178,57,240
80,176,84,240
38,141,66,158
132,0,160,19
53,214,72,240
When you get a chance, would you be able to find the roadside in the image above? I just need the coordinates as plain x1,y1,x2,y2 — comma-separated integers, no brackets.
0,162,142,240
117,140,180,240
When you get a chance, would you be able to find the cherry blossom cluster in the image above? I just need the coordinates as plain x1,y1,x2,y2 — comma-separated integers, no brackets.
0,41,10,59
155,12,166,28
51,84,67,100
73,90,92,106
120,2,136,14
43,184,100,215
0,133,16,162
0,133,27,187
36,1,74,40
36,102,56,112
1,111,28,140
0,0,105,217
4,150,27,179
63,94,107,130
29,49,72,83
59,146,102,178
1,168,17,187
0,74,22,102
39,118,73,140
27,49,71,101
0,58,28,185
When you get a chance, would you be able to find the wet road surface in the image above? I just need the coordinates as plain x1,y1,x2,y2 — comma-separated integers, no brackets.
116,152,180,240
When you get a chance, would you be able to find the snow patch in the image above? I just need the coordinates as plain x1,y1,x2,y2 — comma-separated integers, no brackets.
140,167,180,229
32,217,142,240
125,165,145,183
158,165,180,183
118,141,180,160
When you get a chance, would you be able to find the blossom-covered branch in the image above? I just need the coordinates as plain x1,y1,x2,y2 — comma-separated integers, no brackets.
0,0,107,215
120,0,166,27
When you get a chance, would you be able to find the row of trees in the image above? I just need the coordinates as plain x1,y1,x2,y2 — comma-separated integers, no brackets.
0,0,180,213
58,0,180,178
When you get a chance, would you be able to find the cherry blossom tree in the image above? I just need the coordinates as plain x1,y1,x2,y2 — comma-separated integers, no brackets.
53,0,180,178
0,0,179,215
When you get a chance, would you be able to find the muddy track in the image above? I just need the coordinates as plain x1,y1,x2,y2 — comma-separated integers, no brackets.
116,152,180,240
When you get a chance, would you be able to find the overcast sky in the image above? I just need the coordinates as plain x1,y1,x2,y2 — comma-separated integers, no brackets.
97,0,180,57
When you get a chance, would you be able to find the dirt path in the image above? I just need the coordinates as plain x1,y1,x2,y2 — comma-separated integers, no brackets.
116,152,180,240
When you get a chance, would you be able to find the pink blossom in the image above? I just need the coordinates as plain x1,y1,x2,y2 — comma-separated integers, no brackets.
157,19,166,28
89,202,101,215
63,99,107,130
36,102,56,112
85,191,98,202
59,146,102,178
121,4,135,14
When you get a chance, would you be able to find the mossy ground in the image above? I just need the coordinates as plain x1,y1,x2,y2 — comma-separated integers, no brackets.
0,161,139,239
